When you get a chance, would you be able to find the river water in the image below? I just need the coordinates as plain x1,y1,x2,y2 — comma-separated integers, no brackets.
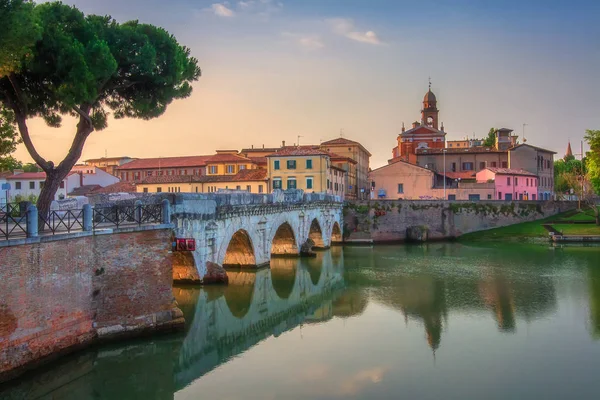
2,243,600,399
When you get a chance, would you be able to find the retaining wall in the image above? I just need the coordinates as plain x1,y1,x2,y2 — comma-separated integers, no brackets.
0,227,183,383
343,200,578,242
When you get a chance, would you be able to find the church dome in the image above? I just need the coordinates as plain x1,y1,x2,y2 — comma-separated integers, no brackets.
424,89,436,103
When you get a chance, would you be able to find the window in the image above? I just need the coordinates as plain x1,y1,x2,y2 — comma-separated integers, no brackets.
451,162,456,172
246,185,251,192
258,185,264,193
273,178,282,189
335,182,339,191
462,162,474,171
227,165,235,174
498,192,502,200
306,177,313,189
327,179,331,189
519,193,523,200
143,187,148,193
505,193,512,201
448,194,456,201
239,165,246,171
491,162,497,168
306,159,313,169
209,166,217,174
274,160,280,170
196,187,198,193
59,181,65,189
468,194,480,201
487,194,492,200
515,177,519,186
147,171,153,176
479,162,486,170
287,178,296,189
15,182,21,190
501,161,508,168
157,187,162,193
236,185,241,190
507,177,511,186
157,171,163,176
287,160,296,169
29,181,35,189
397,183,404,194
532,194,536,200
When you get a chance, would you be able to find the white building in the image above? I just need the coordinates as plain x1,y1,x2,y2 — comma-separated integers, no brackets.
5,167,120,202
327,165,346,199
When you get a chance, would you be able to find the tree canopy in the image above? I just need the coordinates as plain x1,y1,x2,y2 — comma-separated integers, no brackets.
0,0,41,77
0,1,200,213
483,128,496,147
585,129,600,195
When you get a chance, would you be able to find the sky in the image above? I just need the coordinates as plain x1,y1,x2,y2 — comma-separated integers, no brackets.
14,0,600,168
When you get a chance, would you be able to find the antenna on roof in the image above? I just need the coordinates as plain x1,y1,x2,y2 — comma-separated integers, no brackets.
428,76,432,90
297,135,303,147
522,123,528,143
340,128,344,138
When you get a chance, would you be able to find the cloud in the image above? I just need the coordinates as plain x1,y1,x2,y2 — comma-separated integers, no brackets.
283,33,325,50
211,3,235,17
238,0,255,9
327,18,382,45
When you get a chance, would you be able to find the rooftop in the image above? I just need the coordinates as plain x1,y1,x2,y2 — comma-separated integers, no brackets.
90,182,136,194
265,147,330,157
84,156,135,162
139,168,268,185
116,155,212,170
483,167,538,177
321,137,372,156
205,153,252,163
417,146,505,155
509,143,557,154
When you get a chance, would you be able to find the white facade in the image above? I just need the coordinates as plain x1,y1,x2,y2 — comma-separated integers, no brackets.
327,167,346,199
70,165,120,188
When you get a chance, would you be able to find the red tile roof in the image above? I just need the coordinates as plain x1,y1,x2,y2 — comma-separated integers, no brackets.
6,172,48,180
139,169,268,185
328,151,358,164
90,181,137,193
248,157,268,165
509,143,557,154
241,147,280,153
265,147,330,157
484,167,537,177
84,156,135,162
116,155,212,170
441,171,477,180
321,137,372,156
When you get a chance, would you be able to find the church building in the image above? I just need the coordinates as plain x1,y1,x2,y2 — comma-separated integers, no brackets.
391,84,446,163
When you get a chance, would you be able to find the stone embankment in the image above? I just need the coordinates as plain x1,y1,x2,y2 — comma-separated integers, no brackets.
0,227,183,384
343,200,577,243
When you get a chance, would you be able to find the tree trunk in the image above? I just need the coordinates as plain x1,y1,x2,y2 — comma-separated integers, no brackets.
36,168,68,222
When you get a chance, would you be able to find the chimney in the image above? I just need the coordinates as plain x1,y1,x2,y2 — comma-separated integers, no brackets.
282,140,286,147
262,144,265,149
13,169,24,175
251,144,254,149
412,121,419,129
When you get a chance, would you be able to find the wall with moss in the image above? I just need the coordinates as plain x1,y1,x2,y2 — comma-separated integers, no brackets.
343,201,577,242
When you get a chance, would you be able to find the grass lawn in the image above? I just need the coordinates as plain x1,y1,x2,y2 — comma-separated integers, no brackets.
459,213,563,241
554,210,597,222
553,224,600,235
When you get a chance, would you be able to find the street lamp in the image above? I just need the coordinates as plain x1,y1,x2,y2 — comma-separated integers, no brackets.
443,149,447,199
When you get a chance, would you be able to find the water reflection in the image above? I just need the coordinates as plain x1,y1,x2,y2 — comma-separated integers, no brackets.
2,243,600,400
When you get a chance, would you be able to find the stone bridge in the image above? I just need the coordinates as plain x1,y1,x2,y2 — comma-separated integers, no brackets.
170,190,343,282
174,251,345,389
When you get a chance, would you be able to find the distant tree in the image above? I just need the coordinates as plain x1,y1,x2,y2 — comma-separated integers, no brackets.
585,129,600,196
483,128,496,148
22,162,39,172
563,172,599,225
0,155,21,171
0,108,21,170
0,2,200,216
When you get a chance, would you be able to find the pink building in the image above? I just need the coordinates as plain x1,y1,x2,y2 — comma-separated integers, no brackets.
476,168,539,201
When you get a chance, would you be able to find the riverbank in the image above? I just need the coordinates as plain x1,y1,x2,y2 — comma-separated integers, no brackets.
459,209,600,242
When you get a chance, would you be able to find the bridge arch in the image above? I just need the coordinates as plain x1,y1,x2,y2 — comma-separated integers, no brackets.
222,229,257,268
309,218,325,249
270,222,299,257
331,221,342,243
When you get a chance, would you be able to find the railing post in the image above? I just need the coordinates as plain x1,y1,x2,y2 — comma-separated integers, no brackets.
27,205,38,238
135,200,143,225
161,199,171,224
83,204,93,231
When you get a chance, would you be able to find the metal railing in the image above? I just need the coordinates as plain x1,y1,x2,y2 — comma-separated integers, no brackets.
1,201,168,241
0,203,28,240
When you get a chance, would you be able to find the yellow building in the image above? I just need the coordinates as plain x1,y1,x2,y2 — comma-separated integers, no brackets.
265,147,345,197
320,138,371,200
205,151,257,176
137,169,269,194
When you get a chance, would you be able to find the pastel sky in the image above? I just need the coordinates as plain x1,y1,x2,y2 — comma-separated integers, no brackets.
14,0,600,168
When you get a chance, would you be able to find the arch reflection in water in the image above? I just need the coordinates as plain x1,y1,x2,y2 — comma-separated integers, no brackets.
174,252,345,390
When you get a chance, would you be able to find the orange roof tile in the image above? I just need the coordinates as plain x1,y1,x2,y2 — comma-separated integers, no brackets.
116,156,212,170
90,182,137,193
205,153,252,163
265,147,330,157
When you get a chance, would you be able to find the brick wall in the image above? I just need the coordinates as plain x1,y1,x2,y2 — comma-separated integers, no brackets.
344,200,577,242
0,228,183,383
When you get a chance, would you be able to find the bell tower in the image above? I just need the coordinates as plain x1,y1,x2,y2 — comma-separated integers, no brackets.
421,78,439,130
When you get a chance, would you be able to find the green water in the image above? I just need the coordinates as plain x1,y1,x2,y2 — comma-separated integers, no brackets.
2,243,600,400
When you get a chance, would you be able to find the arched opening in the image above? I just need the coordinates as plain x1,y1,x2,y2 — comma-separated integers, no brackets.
270,258,298,300
271,223,299,256
172,250,201,284
309,219,325,249
224,271,256,319
331,222,342,244
223,230,256,268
